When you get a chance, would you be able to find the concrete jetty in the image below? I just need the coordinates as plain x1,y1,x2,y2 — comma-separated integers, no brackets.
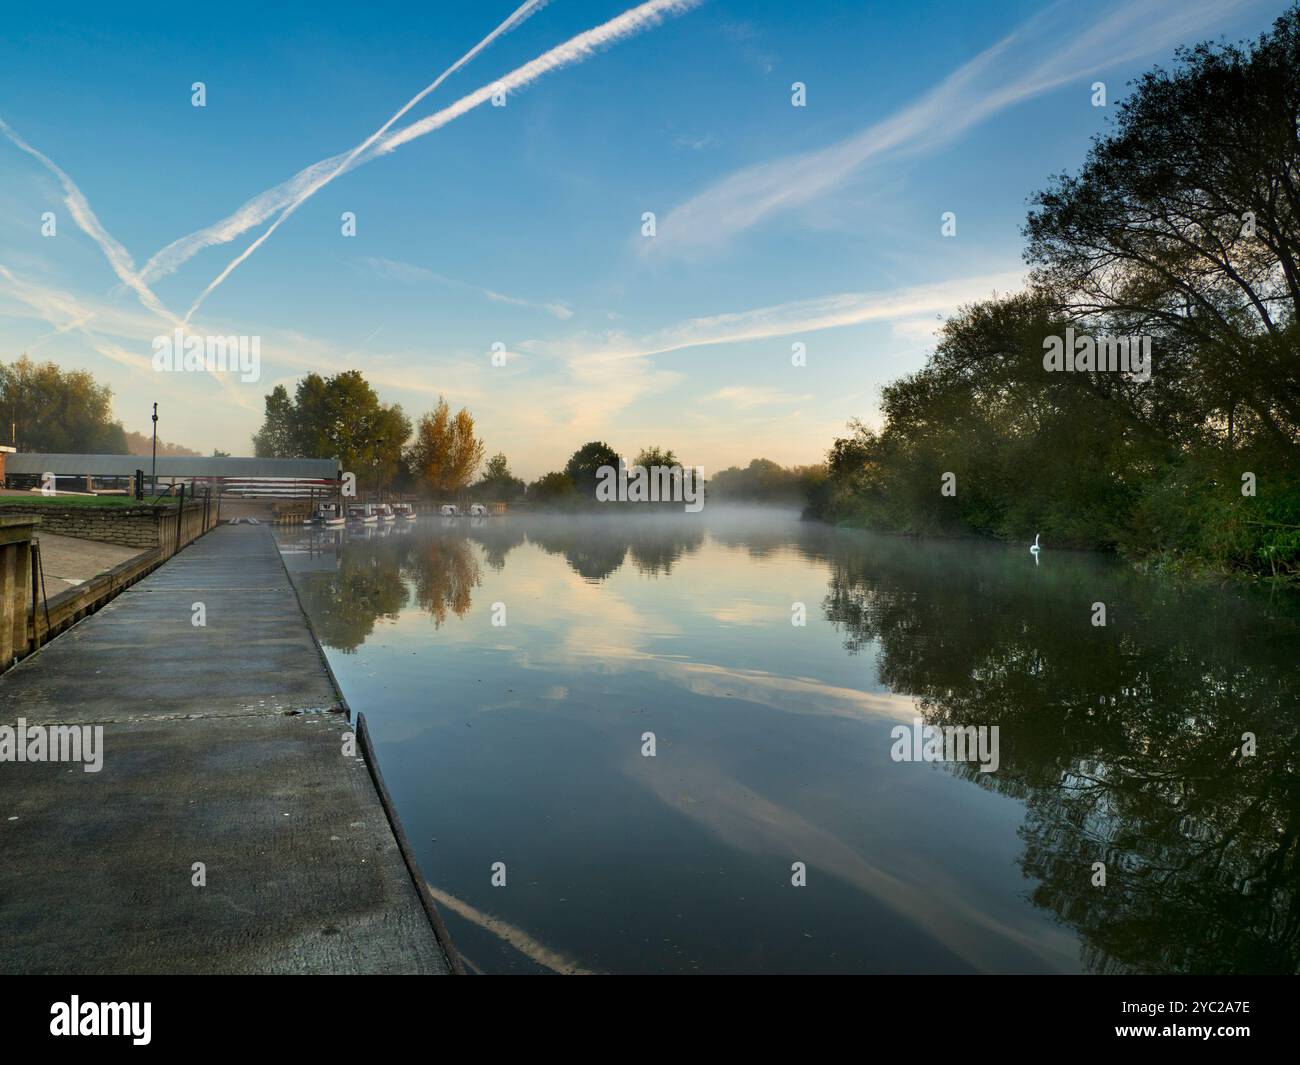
0,523,452,974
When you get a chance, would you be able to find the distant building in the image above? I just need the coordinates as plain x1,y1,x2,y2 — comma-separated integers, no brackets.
2,453,340,499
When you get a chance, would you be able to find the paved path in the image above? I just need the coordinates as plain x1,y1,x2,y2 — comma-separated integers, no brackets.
35,531,146,596
0,524,450,974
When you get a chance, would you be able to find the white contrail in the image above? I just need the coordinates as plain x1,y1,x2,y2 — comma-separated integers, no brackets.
174,0,702,320
0,118,181,328
372,0,702,157
176,0,553,322
140,2,549,286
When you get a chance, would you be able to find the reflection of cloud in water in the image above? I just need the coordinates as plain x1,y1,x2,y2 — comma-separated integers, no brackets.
501,555,683,664
661,661,919,723
706,600,772,626
627,754,1078,973
478,548,917,726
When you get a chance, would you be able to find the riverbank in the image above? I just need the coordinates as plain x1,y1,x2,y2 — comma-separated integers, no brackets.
0,523,455,974
813,512,1300,590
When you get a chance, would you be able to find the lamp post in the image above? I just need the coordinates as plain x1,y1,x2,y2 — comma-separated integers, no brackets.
151,402,158,499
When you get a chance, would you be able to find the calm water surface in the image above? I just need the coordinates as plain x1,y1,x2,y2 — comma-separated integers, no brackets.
276,510,1300,974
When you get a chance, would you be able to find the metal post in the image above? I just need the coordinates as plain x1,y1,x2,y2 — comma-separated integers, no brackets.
175,483,186,554
29,542,38,652
150,402,158,499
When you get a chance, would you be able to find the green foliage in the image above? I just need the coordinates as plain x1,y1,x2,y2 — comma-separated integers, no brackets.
0,355,128,453
1025,7,1300,446
632,445,678,468
252,371,411,491
708,458,825,504
252,385,296,458
809,11,1300,584
527,470,577,506
1124,447,1300,579
811,290,1299,580
473,452,526,501
122,430,201,457
564,441,621,499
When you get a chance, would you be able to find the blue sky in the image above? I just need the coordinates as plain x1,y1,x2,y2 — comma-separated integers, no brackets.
0,0,1284,477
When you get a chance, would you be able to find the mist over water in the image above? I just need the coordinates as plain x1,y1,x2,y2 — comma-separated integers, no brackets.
277,509,1300,974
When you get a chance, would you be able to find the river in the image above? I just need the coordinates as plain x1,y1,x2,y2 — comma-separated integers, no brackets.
276,509,1300,974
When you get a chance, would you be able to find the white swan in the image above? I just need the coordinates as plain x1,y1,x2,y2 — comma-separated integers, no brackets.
1030,533,1041,563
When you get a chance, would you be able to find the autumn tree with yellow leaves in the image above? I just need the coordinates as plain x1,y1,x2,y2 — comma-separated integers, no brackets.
406,396,485,496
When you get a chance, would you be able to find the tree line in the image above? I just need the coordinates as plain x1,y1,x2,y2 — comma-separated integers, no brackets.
0,350,816,507
252,371,487,497
519,443,821,507
0,355,198,456
807,6,1300,583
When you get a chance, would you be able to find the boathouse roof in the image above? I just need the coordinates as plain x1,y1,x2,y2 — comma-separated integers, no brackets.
4,453,340,480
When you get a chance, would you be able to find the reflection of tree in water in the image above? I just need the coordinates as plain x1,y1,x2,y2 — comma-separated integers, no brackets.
625,523,704,577
707,519,835,563
526,523,626,581
465,522,527,571
295,540,407,652
525,516,705,581
406,534,481,627
823,532,1300,974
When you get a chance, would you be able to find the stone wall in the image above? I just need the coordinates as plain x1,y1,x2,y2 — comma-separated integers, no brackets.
0,501,210,549
0,499,219,673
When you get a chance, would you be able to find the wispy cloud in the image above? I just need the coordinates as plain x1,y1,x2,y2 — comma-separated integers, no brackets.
0,262,266,428
0,264,154,376
556,269,1026,362
709,385,812,410
650,0,1264,256
721,21,778,75
499,269,1023,455
673,132,720,151
0,263,483,415
361,256,573,319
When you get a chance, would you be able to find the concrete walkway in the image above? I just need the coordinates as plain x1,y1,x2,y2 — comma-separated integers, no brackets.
35,531,147,597
0,524,451,974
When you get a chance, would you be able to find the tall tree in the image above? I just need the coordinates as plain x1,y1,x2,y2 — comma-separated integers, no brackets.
1025,7,1300,446
633,445,678,468
251,385,296,458
0,355,128,453
708,457,823,503
123,430,201,457
475,452,526,500
250,371,411,490
407,396,486,495
564,440,621,498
